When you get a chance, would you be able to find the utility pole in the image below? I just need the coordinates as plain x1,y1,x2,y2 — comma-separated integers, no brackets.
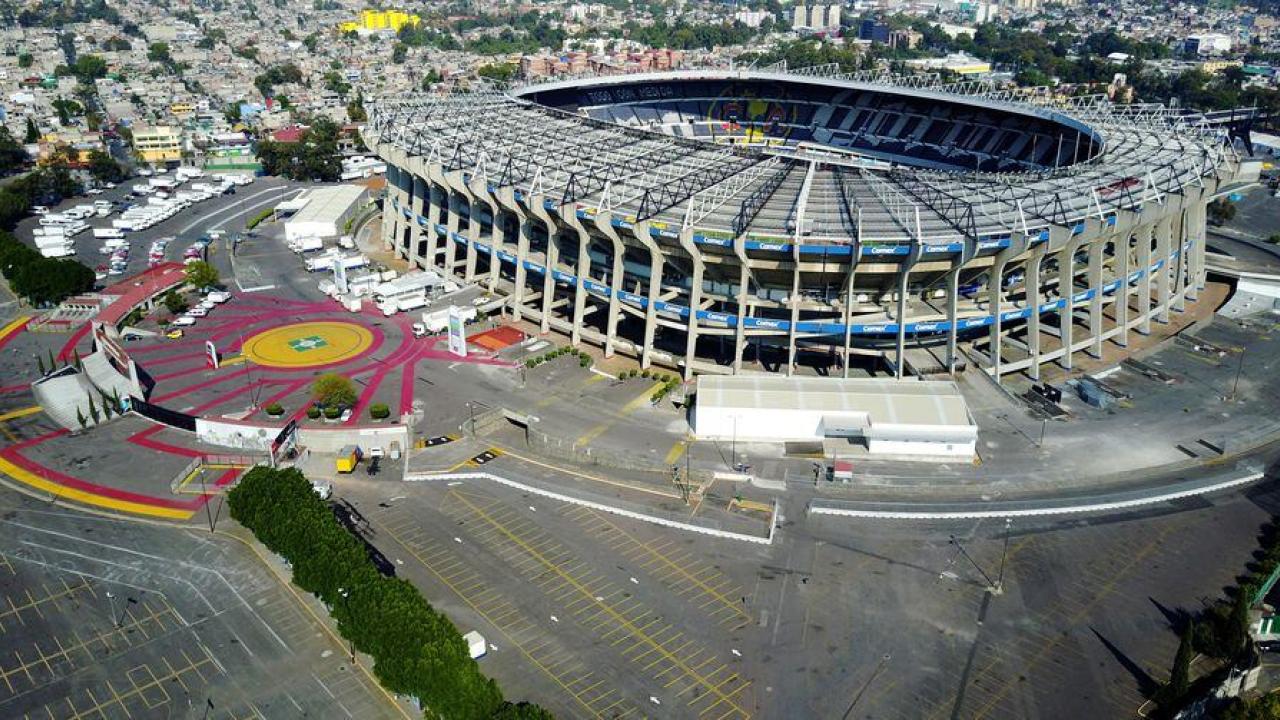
1229,347,1246,401
200,467,216,533
995,518,1012,595
338,587,356,663
950,534,997,593
106,591,120,628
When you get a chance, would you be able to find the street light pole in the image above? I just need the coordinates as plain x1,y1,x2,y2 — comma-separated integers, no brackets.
950,534,997,592
338,587,355,663
1230,347,1246,401
106,591,120,628
995,518,1012,595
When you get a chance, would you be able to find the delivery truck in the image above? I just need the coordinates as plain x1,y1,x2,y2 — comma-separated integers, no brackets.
335,445,362,473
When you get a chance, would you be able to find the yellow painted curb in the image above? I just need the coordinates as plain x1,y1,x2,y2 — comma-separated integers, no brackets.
0,454,195,520
0,406,41,422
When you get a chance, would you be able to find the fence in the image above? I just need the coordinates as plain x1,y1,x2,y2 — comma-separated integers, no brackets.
406,471,775,545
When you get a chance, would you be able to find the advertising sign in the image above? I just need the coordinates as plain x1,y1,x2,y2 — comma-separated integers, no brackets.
447,306,467,358
205,340,220,369
334,257,349,295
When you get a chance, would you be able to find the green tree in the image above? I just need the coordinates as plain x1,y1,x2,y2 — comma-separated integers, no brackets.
162,289,188,315
1227,590,1252,658
312,373,356,408
147,42,172,64
183,260,219,290
391,43,407,64
17,52,33,69
24,117,39,144
86,150,125,183
87,394,99,423
0,128,27,171
71,54,108,83
9,257,94,305
1208,198,1237,225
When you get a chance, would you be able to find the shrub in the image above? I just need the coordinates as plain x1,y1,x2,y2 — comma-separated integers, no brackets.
312,373,357,408
323,406,341,420
245,208,273,229
641,369,650,378
578,353,592,368
525,358,536,369
265,402,284,416
369,403,390,420
306,406,321,419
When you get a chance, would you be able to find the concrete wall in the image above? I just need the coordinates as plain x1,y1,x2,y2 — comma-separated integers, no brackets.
692,406,827,442
195,417,276,451
298,424,408,454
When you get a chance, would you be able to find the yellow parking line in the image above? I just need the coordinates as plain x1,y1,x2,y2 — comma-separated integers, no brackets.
576,382,659,445
663,440,686,465
0,406,40,422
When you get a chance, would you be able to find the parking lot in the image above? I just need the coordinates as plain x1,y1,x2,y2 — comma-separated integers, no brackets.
0,489,407,719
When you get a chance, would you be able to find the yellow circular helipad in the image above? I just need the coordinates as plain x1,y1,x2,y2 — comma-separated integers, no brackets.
242,322,375,369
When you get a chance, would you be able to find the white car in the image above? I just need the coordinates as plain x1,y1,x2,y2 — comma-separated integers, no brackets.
31,206,48,215
186,307,208,317
171,315,196,326
87,188,104,195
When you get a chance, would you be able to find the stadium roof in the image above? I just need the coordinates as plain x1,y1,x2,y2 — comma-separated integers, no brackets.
364,68,1241,246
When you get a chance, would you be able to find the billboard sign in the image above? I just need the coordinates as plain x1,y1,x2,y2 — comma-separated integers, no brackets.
447,306,467,358
334,257,349,295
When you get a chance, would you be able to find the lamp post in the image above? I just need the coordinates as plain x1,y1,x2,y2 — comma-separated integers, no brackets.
337,587,355,663
106,591,120,628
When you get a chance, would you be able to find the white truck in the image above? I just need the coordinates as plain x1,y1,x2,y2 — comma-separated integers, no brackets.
93,228,125,240
35,235,74,250
290,236,324,254
39,245,75,258
304,252,369,274
420,305,476,332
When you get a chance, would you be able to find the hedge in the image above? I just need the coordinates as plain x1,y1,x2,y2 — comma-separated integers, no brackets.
228,467,554,720
245,208,274,229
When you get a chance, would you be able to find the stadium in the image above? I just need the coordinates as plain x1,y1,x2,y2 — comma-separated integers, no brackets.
364,68,1250,381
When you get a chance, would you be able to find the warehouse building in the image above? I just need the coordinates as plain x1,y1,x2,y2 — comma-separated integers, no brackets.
283,184,369,242
691,375,978,459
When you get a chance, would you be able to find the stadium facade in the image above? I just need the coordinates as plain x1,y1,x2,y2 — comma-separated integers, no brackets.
365,69,1250,381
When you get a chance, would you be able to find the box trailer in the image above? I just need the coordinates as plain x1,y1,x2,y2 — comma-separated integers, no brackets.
335,445,362,473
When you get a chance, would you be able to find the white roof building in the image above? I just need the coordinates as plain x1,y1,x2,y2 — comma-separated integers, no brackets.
283,184,370,242
691,375,978,459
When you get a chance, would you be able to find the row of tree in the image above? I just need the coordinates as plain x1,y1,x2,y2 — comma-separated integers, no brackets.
256,116,344,182
0,230,95,306
226,467,553,719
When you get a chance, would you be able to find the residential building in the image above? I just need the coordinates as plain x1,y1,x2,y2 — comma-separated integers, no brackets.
132,125,184,164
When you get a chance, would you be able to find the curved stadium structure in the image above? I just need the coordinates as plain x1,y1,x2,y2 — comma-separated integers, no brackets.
365,69,1247,380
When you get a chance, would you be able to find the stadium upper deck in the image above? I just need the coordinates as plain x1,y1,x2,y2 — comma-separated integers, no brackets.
365,68,1251,380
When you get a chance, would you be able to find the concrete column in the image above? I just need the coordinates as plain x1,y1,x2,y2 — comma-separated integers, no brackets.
1115,231,1132,348
442,187,461,276
1155,215,1173,324
491,188,527,321
1025,245,1046,380
423,180,443,271
986,237,1028,381
894,267,909,379
561,213,592,347
945,239,976,376
527,202,559,335
841,241,861,379
1192,200,1208,293
1171,206,1187,314
1087,240,1105,358
1057,237,1084,371
1136,225,1154,334
678,231,705,381
591,214,626,359
444,172,478,283
487,205,508,292
732,238,750,373
382,165,402,253
632,222,665,369
786,247,801,377
408,174,426,265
